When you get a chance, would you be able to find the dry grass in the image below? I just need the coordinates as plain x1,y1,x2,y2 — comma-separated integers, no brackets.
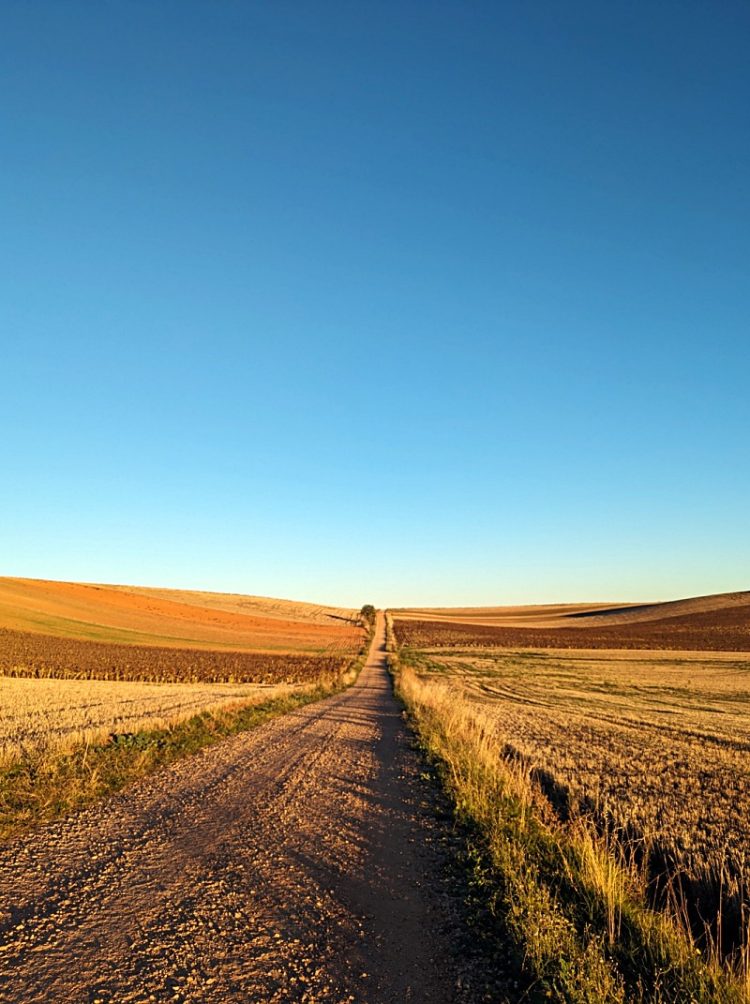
407,648,750,901
390,644,748,1001
0,674,302,762
392,622,750,995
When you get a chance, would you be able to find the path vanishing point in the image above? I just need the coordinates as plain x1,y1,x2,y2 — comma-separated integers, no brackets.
0,614,487,1003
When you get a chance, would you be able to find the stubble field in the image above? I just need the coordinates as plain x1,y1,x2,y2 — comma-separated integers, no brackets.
392,593,750,983
0,675,302,761
400,647,750,934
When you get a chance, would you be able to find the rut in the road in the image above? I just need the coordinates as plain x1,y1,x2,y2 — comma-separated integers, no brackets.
0,613,502,1003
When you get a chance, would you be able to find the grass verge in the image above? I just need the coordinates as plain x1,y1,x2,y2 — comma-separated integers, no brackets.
388,641,748,1003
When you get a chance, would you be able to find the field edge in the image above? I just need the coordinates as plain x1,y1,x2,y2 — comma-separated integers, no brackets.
0,637,375,845
385,616,748,1004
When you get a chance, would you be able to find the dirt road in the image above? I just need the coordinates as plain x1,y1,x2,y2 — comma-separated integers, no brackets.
0,614,494,1003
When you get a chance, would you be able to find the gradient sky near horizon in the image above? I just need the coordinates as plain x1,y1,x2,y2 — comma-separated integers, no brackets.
2,1,748,608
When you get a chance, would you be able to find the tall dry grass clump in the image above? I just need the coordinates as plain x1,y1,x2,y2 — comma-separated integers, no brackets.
390,647,748,1003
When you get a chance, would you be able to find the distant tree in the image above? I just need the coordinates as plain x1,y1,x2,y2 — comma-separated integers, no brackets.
359,604,376,627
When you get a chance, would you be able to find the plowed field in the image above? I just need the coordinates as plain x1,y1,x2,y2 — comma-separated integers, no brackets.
394,591,750,651
0,628,349,685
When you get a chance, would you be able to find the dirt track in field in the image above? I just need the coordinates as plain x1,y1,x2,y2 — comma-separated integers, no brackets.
0,615,504,1003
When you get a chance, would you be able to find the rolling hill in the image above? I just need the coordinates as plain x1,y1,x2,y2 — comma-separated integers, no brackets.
392,590,750,651
0,577,361,654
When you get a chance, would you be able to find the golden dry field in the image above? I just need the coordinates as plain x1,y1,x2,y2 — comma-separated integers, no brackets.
401,647,750,878
394,591,750,629
0,675,300,761
394,587,750,970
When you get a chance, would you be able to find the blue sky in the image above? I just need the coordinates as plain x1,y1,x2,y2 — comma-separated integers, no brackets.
2,1,748,607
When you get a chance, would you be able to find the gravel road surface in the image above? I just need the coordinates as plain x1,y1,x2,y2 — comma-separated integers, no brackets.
0,614,501,1003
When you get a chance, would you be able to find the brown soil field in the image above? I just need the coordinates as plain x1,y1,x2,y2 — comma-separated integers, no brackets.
0,577,361,654
0,628,350,686
393,590,750,651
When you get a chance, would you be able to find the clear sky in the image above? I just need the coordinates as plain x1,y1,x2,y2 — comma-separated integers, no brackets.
2,1,748,608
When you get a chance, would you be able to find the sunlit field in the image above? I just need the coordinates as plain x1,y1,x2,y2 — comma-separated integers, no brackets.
0,675,303,760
